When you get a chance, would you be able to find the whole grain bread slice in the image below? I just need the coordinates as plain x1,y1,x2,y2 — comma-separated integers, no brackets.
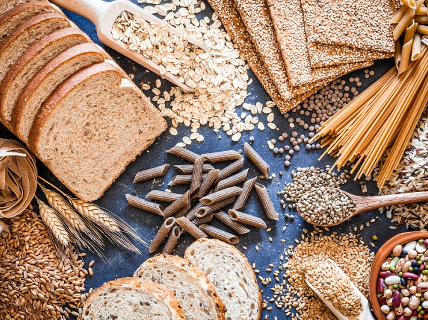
0,0,47,18
134,254,226,320
29,62,167,201
12,42,105,143
185,239,261,320
0,1,57,42
81,277,186,320
0,27,91,129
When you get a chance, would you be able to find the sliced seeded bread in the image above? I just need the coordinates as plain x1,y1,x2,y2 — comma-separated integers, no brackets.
0,0,47,18
81,277,187,320
0,1,57,42
28,62,167,201
134,254,226,320
0,27,90,129
185,239,262,320
12,42,105,143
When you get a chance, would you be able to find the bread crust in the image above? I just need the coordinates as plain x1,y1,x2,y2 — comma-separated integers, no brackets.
135,254,226,320
11,42,105,140
82,277,187,320
185,238,262,320
0,27,90,128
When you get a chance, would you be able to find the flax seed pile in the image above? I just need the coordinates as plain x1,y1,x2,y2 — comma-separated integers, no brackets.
0,210,89,320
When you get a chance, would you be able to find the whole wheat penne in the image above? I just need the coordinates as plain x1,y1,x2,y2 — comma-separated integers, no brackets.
200,186,242,205
149,217,176,253
395,40,402,70
146,190,183,203
195,196,236,218
404,20,418,44
417,5,427,14
216,169,249,191
393,1,424,41
417,24,428,35
214,211,250,234
398,39,413,75
174,202,192,218
176,217,207,239
402,0,417,9
186,202,204,220
161,226,181,254
199,224,239,244
174,164,215,174
133,164,170,183
244,142,270,177
254,183,279,220
125,194,164,216
215,158,244,183
415,16,428,24
233,177,257,211
163,190,190,219
193,169,219,199
190,155,206,195
412,33,422,60
167,146,199,162
168,174,207,186
228,209,267,229
204,150,242,162
192,213,214,226
390,4,409,24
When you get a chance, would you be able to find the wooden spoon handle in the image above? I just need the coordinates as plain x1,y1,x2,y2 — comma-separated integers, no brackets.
50,0,109,26
355,191,428,213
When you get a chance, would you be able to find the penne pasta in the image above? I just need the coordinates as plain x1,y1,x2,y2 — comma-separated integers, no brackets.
412,33,422,60
192,213,214,226
215,169,249,191
244,142,270,177
193,169,219,199
189,155,206,195
168,174,207,186
393,1,423,41
395,40,402,70
149,217,176,253
390,4,409,24
174,164,215,174
254,183,279,220
203,150,243,163
186,202,204,220
215,158,244,183
174,202,192,218
125,194,164,216
398,38,413,75
176,217,207,239
402,0,417,9
416,5,427,14
417,24,428,35
146,190,183,203
214,211,250,234
163,190,190,219
415,16,428,24
199,224,239,244
404,20,418,44
195,196,236,218
167,145,199,162
161,226,181,254
233,177,257,211
228,209,267,229
200,186,242,205
133,164,170,183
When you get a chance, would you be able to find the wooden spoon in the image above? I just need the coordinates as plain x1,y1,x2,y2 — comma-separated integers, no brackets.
296,187,428,227
50,0,211,92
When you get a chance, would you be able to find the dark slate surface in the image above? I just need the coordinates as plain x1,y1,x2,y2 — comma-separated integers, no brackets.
0,1,411,318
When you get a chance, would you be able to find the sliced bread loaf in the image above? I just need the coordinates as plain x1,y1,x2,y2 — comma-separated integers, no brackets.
0,27,90,129
28,62,167,201
0,1,57,42
0,12,70,85
134,254,226,320
185,239,262,320
12,42,105,143
0,0,47,18
81,277,186,320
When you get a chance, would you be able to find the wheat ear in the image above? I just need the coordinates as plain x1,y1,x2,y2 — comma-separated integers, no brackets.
36,197,69,247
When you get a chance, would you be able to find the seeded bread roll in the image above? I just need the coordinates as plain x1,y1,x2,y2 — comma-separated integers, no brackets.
0,0,47,18
134,254,226,320
0,1,57,42
28,62,167,201
185,239,262,320
0,27,90,129
81,277,186,320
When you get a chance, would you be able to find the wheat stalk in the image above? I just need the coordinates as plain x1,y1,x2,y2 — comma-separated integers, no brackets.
36,197,69,247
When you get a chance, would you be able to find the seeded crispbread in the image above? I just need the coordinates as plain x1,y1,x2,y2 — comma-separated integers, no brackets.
310,0,395,53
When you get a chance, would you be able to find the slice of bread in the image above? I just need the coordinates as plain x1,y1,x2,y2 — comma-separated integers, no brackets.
12,42,105,143
28,62,167,201
0,0,47,18
0,27,90,129
185,239,262,320
0,1,57,42
0,12,69,84
134,254,226,320
81,277,187,320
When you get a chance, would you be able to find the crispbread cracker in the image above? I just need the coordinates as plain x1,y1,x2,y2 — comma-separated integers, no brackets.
310,0,395,53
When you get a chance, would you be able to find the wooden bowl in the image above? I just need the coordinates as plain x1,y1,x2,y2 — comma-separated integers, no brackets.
369,231,428,320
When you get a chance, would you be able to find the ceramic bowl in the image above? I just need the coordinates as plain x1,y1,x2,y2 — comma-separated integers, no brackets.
369,231,428,320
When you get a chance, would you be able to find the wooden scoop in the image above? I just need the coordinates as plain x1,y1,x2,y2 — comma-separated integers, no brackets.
50,0,210,91
306,259,375,320
297,187,428,227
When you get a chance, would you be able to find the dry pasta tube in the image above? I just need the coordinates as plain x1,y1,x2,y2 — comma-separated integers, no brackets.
228,209,267,229
163,190,190,218
393,1,424,41
390,4,408,24
254,183,279,220
199,224,239,244
398,39,414,75
167,146,199,162
189,155,206,195
215,169,249,191
146,190,183,203
215,158,244,183
395,40,402,70
161,226,181,254
214,211,250,234
149,217,176,253
233,177,257,211
200,186,242,205
176,217,207,239
193,169,219,199
402,0,417,9
174,164,215,174
244,142,270,177
415,16,428,24
126,194,164,216
412,33,422,60
133,164,170,183
416,5,427,14
203,150,242,162
417,25,428,35
404,19,418,44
